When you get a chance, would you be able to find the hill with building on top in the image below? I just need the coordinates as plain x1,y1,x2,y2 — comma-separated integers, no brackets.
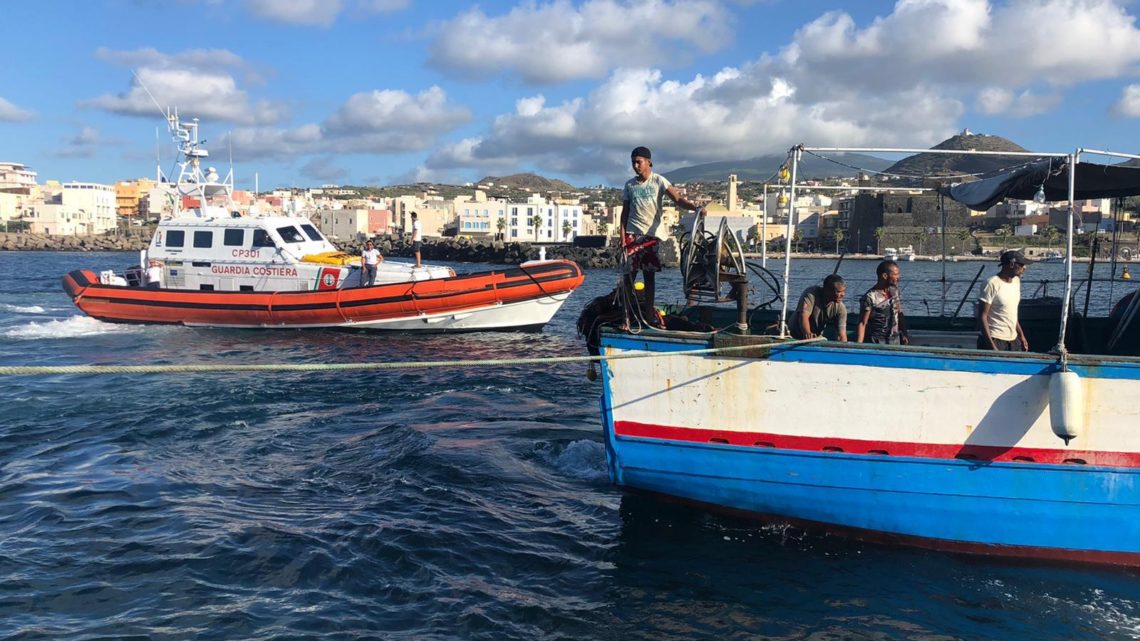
882,132,1031,179
662,153,893,183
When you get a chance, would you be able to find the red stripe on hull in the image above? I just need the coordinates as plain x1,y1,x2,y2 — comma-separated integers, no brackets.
614,420,1140,468
633,489,1140,567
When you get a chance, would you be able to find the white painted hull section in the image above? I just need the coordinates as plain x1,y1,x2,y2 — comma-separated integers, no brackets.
182,292,571,331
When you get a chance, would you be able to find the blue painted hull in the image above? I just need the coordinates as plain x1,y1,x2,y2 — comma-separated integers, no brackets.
605,432,1140,561
597,332,1140,565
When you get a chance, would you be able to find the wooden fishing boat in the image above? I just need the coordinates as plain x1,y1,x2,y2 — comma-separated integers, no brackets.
586,144,1140,565
62,108,584,331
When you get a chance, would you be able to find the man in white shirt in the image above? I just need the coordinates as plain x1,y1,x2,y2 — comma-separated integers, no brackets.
620,146,704,323
977,250,1033,351
410,212,423,268
145,259,163,289
360,240,382,286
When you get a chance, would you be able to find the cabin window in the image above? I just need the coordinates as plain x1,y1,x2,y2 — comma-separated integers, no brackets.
166,230,185,247
277,225,305,243
301,224,323,241
224,229,244,246
193,231,213,248
252,230,275,248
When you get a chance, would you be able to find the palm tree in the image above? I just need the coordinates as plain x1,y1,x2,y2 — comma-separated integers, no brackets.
956,228,973,254
530,214,543,241
792,229,803,254
1042,225,1060,250
561,220,572,241
995,225,1012,249
874,227,886,253
599,221,609,237
496,217,506,240
834,229,845,254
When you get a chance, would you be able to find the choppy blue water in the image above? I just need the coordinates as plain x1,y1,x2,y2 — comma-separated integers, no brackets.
2,251,1140,640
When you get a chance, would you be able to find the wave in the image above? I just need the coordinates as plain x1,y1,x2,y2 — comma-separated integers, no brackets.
3,315,146,339
0,303,47,314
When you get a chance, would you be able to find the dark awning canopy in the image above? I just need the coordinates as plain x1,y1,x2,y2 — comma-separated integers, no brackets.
938,160,1140,211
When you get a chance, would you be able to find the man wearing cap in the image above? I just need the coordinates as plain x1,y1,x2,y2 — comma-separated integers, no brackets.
977,250,1034,351
620,146,705,323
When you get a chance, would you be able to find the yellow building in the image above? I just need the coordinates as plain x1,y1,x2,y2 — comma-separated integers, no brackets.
115,178,156,221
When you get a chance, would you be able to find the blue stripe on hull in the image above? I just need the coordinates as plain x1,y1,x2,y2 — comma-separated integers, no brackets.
610,436,1140,555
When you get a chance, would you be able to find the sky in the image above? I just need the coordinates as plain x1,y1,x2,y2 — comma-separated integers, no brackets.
4,0,1140,191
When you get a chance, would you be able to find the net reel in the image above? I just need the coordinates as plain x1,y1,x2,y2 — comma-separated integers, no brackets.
680,213,750,332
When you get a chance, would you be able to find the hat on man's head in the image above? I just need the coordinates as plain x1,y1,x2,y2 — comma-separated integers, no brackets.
631,146,652,160
1000,249,1034,266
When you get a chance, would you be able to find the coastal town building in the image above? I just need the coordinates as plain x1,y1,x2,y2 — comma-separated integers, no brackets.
317,208,394,240
114,178,157,222
26,181,116,235
0,162,37,228
505,195,584,242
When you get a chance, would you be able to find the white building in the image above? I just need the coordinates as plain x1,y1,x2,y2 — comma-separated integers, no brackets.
28,182,116,235
506,195,583,242
0,162,37,191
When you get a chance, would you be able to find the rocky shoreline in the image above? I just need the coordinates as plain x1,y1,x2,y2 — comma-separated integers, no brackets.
0,232,649,269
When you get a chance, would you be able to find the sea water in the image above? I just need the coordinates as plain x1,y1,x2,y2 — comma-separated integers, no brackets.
1,251,1139,640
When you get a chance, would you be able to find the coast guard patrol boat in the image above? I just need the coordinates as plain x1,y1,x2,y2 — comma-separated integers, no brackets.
63,109,583,331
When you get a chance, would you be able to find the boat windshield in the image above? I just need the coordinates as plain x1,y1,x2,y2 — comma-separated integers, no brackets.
301,224,324,242
277,226,306,243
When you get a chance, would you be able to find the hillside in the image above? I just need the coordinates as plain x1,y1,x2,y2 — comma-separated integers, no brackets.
883,133,1030,178
663,153,893,183
476,172,577,192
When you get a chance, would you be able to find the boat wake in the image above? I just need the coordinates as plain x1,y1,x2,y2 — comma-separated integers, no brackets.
546,439,608,483
0,303,46,314
3,315,147,340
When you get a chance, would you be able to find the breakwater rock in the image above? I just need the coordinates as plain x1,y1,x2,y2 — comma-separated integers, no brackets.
0,232,150,252
0,232,679,269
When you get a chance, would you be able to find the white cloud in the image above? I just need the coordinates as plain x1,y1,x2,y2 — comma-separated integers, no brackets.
422,1,1140,183
301,156,348,182
243,0,408,26
222,87,470,160
975,87,1060,117
1113,84,1140,117
85,48,285,125
52,126,103,159
426,66,962,183
427,0,732,83
774,0,1140,97
0,97,34,122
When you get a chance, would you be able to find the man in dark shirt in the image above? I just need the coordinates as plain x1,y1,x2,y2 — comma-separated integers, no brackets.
857,260,909,344
790,274,848,341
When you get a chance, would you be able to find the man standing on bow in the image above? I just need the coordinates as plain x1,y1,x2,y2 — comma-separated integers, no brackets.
977,250,1033,351
620,146,704,323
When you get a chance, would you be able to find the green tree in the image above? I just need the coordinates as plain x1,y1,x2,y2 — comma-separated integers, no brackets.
599,221,609,237
561,220,572,241
496,217,505,240
874,227,886,253
530,214,543,241
995,225,1012,249
956,228,973,254
1042,225,1060,250
834,229,845,254
792,229,803,254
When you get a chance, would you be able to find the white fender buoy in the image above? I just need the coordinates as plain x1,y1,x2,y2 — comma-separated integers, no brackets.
1049,370,1084,444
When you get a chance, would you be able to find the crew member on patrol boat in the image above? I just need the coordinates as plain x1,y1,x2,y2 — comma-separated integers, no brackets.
361,240,383,286
146,259,164,289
